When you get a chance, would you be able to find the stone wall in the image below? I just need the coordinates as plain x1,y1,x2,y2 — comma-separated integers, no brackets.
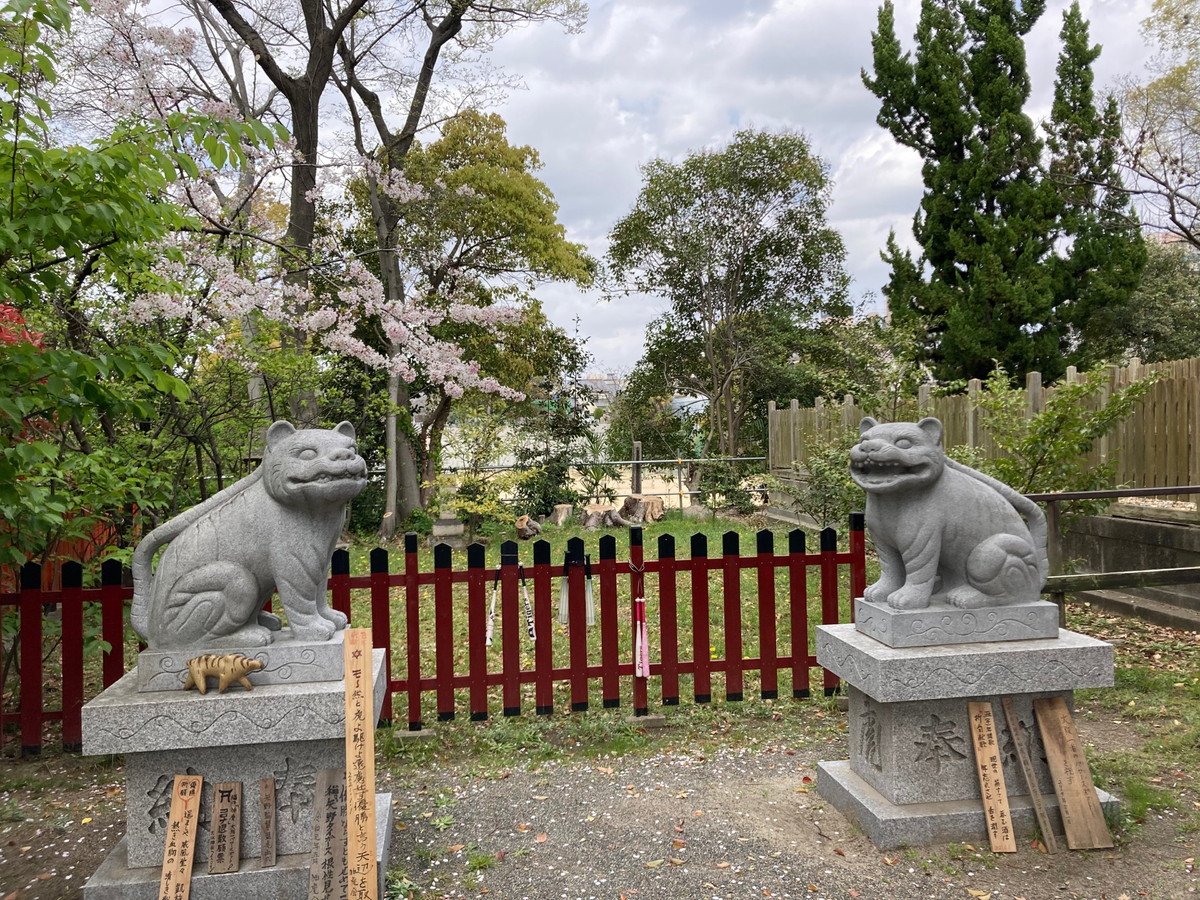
1063,514,1200,614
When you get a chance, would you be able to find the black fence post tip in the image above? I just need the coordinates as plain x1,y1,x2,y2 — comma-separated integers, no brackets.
404,532,419,553
820,527,838,553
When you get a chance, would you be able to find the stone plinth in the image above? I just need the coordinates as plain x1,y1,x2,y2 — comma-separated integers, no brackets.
816,623,1117,848
431,514,468,550
135,628,346,692
854,597,1060,648
82,795,393,900
82,649,390,896
815,626,1112,703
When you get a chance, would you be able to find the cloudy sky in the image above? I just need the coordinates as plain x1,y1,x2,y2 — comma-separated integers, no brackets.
483,0,1156,374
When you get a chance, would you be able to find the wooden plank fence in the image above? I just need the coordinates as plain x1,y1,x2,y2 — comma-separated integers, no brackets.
769,356,1200,496
0,520,867,755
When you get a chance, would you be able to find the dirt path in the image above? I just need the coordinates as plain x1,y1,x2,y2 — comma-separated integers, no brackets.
1,713,1196,900
381,717,1197,900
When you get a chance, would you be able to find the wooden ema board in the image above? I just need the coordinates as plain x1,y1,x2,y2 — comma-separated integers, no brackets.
343,628,378,900
1034,697,1114,850
967,701,1017,852
308,768,348,900
1000,697,1059,853
157,774,202,900
207,781,242,874
259,777,277,868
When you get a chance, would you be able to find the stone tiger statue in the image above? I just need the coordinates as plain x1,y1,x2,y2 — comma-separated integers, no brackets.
131,421,367,650
850,417,1048,610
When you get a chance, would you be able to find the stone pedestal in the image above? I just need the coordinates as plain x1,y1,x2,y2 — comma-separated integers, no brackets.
816,623,1118,848
82,647,392,898
430,515,468,550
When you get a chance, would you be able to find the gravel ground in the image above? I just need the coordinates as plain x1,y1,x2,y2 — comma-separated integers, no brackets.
382,722,1198,900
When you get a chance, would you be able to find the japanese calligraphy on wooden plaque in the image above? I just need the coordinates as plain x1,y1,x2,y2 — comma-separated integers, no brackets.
308,768,348,900
968,701,1016,852
1034,696,1114,850
208,781,242,874
343,628,377,900
157,774,202,900
259,777,277,868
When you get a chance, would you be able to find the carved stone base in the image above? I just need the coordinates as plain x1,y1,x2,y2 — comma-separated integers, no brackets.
82,794,392,900
815,625,1116,848
83,650,385,869
854,597,1060,648
135,628,347,692
816,761,1118,850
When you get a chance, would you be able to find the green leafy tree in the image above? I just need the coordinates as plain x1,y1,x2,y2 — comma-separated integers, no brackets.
964,364,1156,519
1119,239,1200,361
0,0,275,572
607,129,851,458
339,110,594,538
1121,0,1200,249
865,0,1144,383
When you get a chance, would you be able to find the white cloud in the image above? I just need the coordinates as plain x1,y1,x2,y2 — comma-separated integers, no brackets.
486,0,1154,371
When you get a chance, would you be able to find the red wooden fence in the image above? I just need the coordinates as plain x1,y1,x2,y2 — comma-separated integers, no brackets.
0,518,866,755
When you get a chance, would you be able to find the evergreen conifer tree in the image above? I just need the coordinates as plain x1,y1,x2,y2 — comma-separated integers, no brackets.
864,0,1144,383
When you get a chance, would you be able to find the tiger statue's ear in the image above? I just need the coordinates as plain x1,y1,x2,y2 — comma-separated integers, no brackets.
859,416,878,436
916,417,943,445
334,421,356,441
265,421,296,450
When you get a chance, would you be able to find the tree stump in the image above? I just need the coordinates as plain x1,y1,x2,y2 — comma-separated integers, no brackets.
547,504,573,526
514,515,542,540
581,504,613,529
618,494,665,523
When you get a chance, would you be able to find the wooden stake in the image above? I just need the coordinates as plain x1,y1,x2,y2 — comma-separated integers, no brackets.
308,768,348,900
1034,697,1114,850
1000,697,1059,853
967,701,1017,852
157,774,202,900
259,777,277,868
207,781,242,874
343,628,378,899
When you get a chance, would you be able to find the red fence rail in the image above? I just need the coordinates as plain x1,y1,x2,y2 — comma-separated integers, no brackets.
1,517,866,755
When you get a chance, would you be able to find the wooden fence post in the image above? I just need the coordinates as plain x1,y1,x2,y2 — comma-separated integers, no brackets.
657,534,680,706
629,527,648,716
721,530,744,702
369,547,392,724
467,542,489,721
755,529,778,700
1025,370,1043,418
597,535,620,709
690,533,712,704
100,559,124,689
19,562,43,756
787,528,810,698
434,542,455,721
61,561,84,753
819,528,841,697
967,378,981,449
532,539,555,716
403,532,423,731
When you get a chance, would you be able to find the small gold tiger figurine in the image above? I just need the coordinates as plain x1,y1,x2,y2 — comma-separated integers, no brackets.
182,653,265,694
